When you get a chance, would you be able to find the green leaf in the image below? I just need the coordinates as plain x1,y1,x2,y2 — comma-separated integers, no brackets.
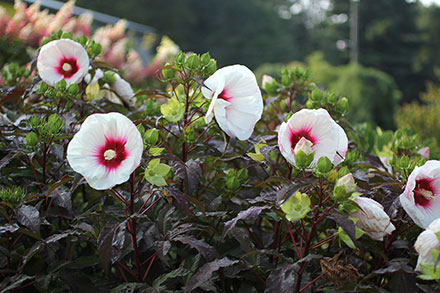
160,98,184,122
280,192,311,222
155,164,171,177
148,147,164,156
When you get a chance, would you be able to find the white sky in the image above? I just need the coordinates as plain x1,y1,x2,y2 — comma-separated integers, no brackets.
419,0,440,5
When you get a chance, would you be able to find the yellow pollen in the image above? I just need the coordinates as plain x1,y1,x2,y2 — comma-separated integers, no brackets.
418,188,435,200
104,149,117,160
62,63,72,72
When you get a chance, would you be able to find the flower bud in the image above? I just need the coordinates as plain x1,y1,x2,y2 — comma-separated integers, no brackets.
38,82,48,94
414,219,440,271
184,54,200,70
47,114,64,135
103,71,117,84
46,88,57,98
29,116,40,129
175,52,186,66
293,138,315,169
336,97,349,114
418,147,430,159
205,59,217,75
310,88,322,102
144,128,159,146
351,197,395,241
67,84,80,96
333,173,356,201
162,66,176,80
201,52,211,66
317,156,332,173
26,132,38,147
92,43,102,56
56,79,67,91
262,75,278,95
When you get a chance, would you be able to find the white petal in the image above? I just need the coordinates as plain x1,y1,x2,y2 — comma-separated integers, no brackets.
278,122,295,165
415,229,440,271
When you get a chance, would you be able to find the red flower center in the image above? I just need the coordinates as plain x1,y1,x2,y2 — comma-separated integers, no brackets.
218,89,231,102
290,127,317,151
57,57,79,78
414,178,435,207
96,137,128,172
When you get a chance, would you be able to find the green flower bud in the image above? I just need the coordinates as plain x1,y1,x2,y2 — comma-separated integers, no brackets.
338,167,350,178
175,52,186,66
56,79,67,91
26,132,38,147
144,128,159,146
56,30,63,39
305,99,315,109
201,52,211,66
103,71,117,84
328,169,339,183
326,93,338,106
41,37,50,47
184,54,200,70
162,66,176,80
281,192,311,222
137,124,145,136
46,88,57,99
92,43,102,56
38,82,48,94
336,97,349,114
8,63,17,75
67,83,80,96
29,116,40,129
78,35,88,46
47,114,64,135
293,138,315,169
399,155,411,170
281,75,293,88
310,89,322,102
205,59,217,75
317,156,332,173
62,32,73,39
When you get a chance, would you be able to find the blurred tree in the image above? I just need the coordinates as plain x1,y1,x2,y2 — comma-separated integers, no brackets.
73,0,308,68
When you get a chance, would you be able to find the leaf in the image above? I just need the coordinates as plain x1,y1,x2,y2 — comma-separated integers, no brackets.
0,274,34,292
328,213,357,247
222,206,270,239
153,240,171,266
110,283,149,293
164,187,192,215
16,205,40,234
47,175,73,197
0,152,22,171
173,235,220,262
112,223,126,263
97,223,116,275
172,160,202,195
185,257,239,292
264,263,298,293
50,187,72,214
0,223,19,234
152,266,189,288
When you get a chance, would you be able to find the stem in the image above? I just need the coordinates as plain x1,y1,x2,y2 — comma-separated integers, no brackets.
300,272,324,292
142,254,156,281
127,174,142,281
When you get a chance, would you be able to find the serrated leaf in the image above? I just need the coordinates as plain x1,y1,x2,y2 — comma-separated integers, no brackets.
16,205,40,234
222,206,270,239
264,263,298,293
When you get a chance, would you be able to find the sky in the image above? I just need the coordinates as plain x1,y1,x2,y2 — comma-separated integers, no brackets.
419,0,440,5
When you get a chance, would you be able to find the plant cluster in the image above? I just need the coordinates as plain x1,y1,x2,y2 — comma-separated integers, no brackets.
1,31,440,293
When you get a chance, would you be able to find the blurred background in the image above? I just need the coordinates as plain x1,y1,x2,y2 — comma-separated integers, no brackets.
2,0,440,139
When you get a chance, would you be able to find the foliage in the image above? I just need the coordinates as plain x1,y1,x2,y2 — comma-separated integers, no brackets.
0,30,439,293
395,77,440,155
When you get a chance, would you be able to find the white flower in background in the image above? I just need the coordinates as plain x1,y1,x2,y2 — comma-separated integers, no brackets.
37,39,89,86
351,197,395,241
201,65,263,141
278,108,348,168
418,147,430,159
414,218,440,271
67,112,143,190
400,160,440,228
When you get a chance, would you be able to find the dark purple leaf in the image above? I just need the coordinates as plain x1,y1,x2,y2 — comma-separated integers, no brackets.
97,223,116,275
328,213,357,246
153,240,171,266
111,224,126,263
264,263,298,293
173,235,219,262
276,180,316,203
73,223,95,236
0,223,19,234
0,151,22,170
164,187,192,215
222,206,270,239
390,271,420,293
167,223,201,240
248,190,277,205
16,205,40,234
171,160,202,195
185,257,239,292
50,187,72,214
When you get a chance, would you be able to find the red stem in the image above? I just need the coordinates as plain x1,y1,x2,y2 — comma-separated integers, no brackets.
142,254,156,281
